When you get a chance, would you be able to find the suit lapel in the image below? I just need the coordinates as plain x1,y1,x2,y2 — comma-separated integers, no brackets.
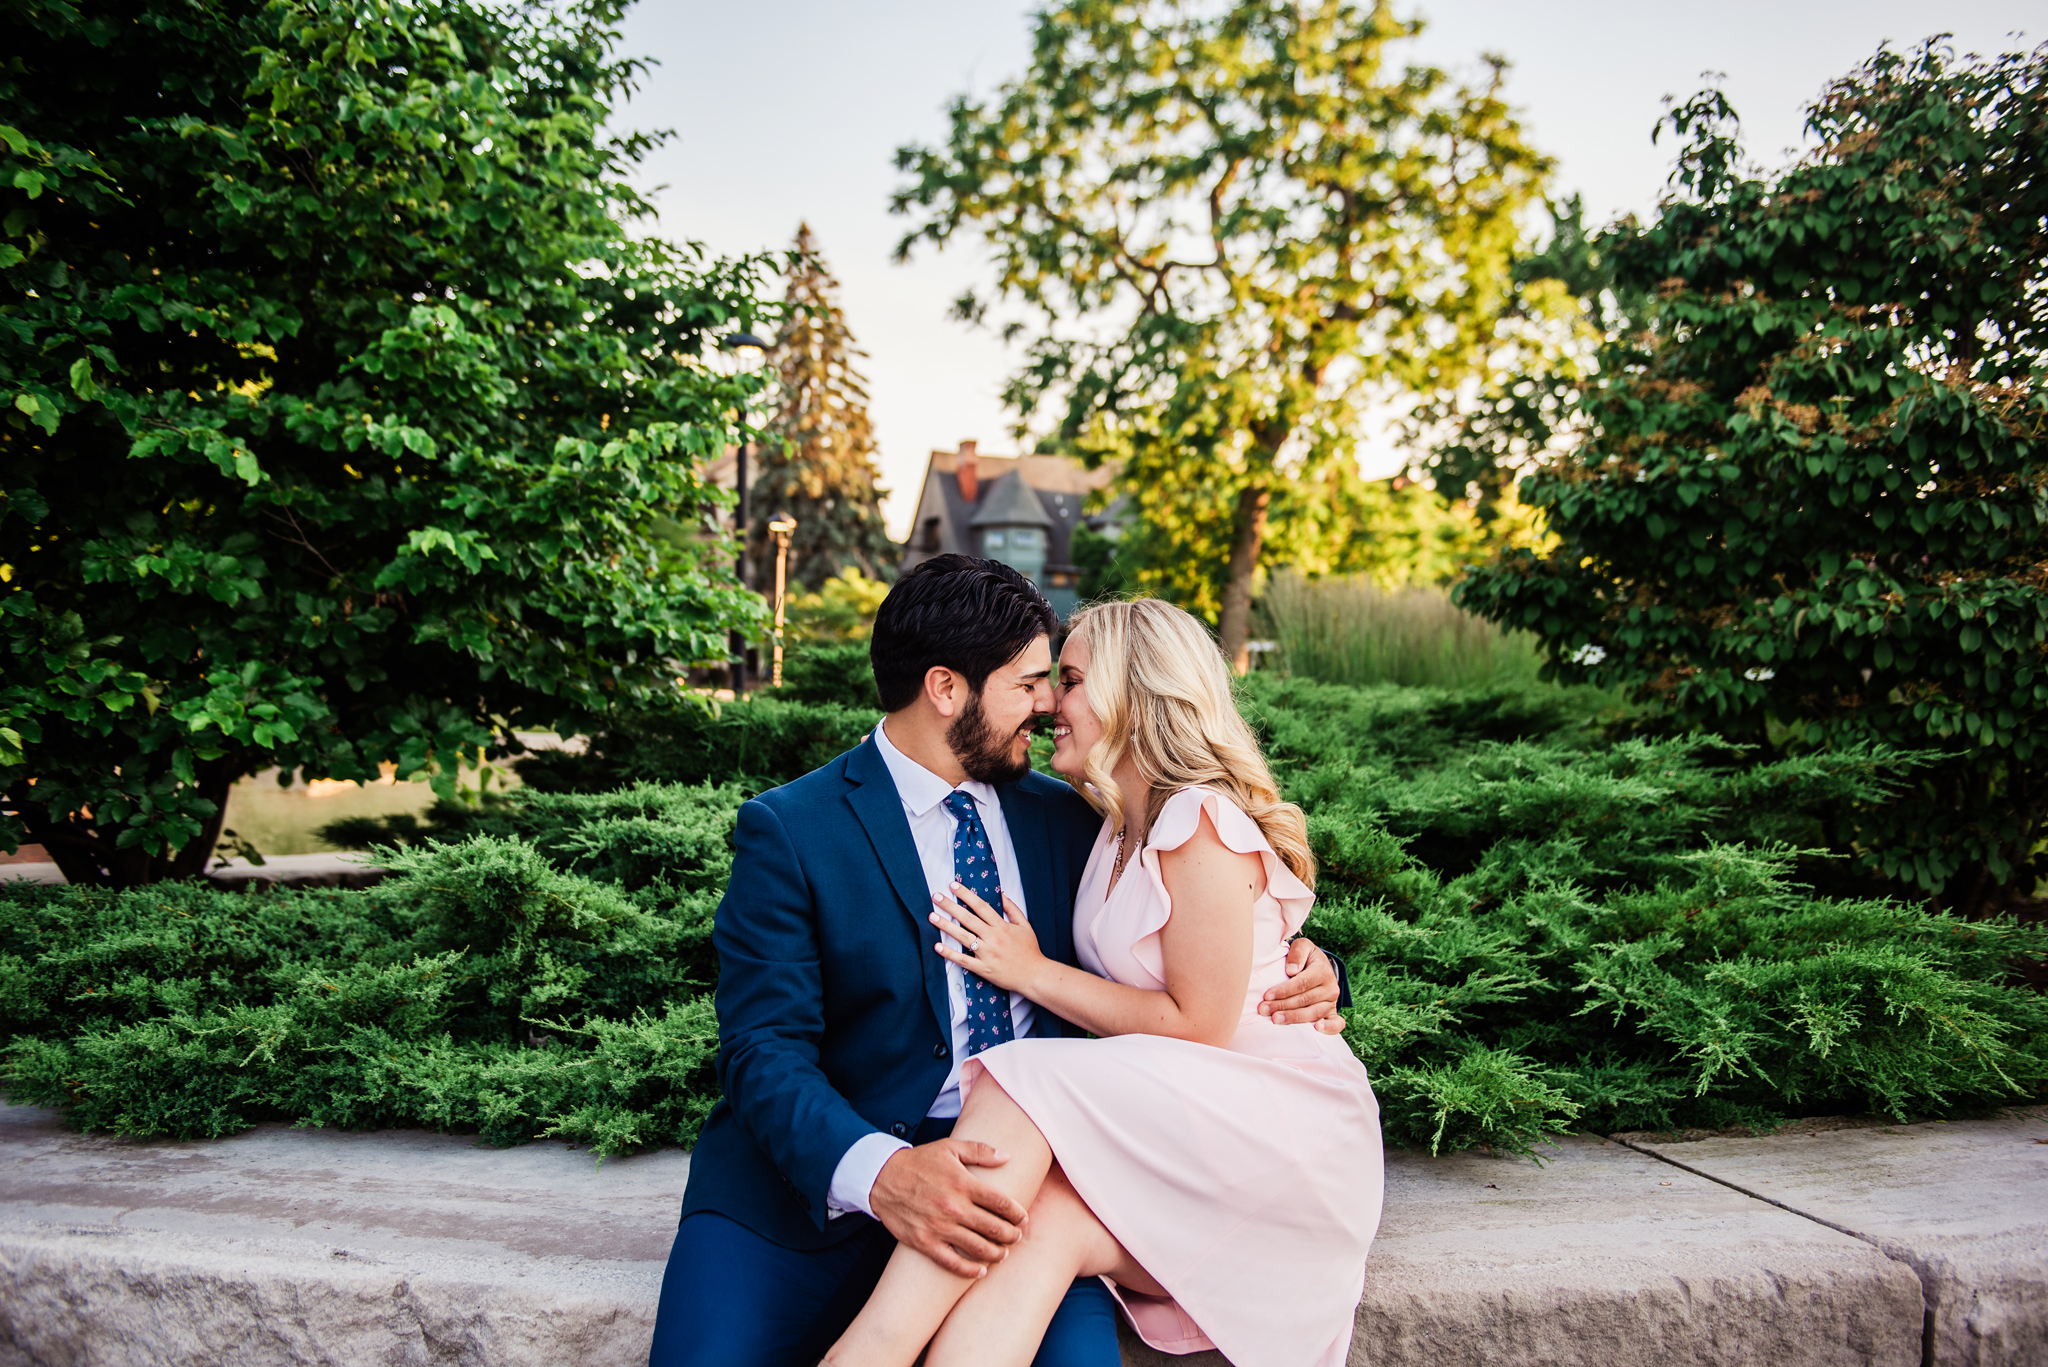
844,737,952,1042
997,782,1067,992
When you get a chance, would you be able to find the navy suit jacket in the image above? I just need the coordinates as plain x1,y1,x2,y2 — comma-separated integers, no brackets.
680,734,1103,1250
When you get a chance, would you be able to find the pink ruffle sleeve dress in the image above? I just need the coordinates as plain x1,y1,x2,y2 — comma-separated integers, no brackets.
969,786,1384,1367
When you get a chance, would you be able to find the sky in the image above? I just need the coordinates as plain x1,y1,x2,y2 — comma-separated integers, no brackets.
608,1,2040,536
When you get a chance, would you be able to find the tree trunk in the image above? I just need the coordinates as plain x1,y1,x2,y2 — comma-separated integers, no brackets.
12,756,240,887
33,818,122,888
1216,484,1271,674
167,757,240,882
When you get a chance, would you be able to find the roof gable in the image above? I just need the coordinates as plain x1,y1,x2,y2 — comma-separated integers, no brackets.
969,471,1054,529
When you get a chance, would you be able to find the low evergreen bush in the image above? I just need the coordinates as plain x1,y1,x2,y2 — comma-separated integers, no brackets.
1283,722,2046,1153
513,696,878,795
1,783,743,1155
3,681,2041,1159
778,641,884,711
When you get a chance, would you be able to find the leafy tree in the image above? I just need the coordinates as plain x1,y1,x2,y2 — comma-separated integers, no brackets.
784,565,891,642
1458,41,2048,913
0,0,770,885
892,0,1551,666
749,224,897,591
1408,194,1617,523
1071,522,1130,603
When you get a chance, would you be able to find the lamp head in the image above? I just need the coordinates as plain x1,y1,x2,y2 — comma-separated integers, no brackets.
717,330,773,375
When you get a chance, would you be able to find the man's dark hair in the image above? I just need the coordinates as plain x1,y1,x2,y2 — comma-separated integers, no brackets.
871,555,1058,712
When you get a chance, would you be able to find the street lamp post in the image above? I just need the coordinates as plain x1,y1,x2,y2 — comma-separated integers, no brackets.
718,330,772,693
767,514,798,687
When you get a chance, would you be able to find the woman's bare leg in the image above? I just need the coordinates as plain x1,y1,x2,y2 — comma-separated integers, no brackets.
824,1075,1056,1367
923,1163,1165,1367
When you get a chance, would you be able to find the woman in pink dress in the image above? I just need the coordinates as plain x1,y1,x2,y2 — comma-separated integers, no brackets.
825,598,1383,1367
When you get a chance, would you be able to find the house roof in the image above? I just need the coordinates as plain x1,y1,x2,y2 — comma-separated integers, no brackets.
899,445,1120,579
970,471,1055,529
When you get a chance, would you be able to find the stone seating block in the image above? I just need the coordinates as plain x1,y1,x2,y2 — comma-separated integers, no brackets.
0,1104,676,1366
1622,1108,2048,1367
1121,1134,1921,1367
0,1105,1979,1367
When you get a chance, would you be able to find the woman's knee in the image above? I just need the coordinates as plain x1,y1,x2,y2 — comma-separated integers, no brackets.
1026,1168,1118,1269
1029,1168,1089,1233
1031,1163,1080,1212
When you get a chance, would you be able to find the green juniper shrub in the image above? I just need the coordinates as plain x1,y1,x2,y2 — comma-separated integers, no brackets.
777,641,884,711
1280,684,2048,1155
1240,673,1621,774
0,782,742,1152
513,696,877,794
2,680,2042,1160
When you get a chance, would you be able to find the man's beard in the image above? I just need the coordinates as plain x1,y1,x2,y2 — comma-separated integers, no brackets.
947,690,1034,784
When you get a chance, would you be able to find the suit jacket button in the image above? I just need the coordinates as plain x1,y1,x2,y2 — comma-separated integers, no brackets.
891,1122,909,1138
933,1043,950,1060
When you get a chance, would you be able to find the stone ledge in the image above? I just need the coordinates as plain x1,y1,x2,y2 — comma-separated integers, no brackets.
0,852,388,891
0,1103,2020,1367
1620,1108,2048,1367
0,1104,676,1367
0,1224,657,1367
1121,1133,1922,1367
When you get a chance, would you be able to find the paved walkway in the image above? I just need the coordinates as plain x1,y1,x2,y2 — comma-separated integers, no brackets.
0,1104,2039,1366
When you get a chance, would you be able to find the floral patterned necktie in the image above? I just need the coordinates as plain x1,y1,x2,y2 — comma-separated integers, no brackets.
943,790,1017,1055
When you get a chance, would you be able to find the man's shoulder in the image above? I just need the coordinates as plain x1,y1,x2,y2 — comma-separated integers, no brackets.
748,739,869,817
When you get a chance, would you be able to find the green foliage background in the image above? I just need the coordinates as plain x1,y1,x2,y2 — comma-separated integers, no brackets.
749,228,899,592
1458,43,2048,913
0,11,2042,1166
4,677,2040,1159
1,0,768,886
891,0,1555,664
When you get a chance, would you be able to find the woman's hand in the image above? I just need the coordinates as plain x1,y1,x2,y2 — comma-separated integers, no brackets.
931,882,1048,996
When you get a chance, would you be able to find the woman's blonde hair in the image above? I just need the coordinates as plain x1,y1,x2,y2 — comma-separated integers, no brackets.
1065,598,1315,887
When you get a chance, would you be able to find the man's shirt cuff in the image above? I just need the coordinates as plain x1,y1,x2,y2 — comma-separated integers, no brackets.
825,1131,912,1219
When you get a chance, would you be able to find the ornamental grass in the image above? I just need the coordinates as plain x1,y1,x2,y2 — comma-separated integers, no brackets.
1254,574,1545,690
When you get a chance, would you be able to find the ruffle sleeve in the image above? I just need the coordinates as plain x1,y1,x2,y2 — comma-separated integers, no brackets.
1110,786,1316,985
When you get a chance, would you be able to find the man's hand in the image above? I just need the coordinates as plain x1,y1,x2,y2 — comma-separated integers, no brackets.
1260,937,1346,1033
869,1140,1027,1278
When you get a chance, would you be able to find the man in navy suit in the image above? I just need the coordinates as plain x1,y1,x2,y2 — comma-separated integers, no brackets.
647,555,1346,1366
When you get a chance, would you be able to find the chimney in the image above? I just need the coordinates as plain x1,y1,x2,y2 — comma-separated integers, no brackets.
957,440,979,502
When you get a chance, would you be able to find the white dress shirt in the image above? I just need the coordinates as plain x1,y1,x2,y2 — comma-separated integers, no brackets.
824,720,1037,1219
